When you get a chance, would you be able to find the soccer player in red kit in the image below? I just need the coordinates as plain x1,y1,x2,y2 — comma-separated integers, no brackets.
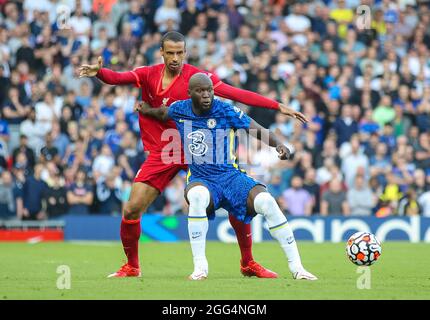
79,31,307,278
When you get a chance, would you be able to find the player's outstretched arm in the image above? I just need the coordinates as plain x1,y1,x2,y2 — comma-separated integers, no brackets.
248,119,290,160
135,102,170,122
214,82,308,123
78,56,138,85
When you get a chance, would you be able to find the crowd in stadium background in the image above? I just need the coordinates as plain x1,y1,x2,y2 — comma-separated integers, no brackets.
0,0,429,220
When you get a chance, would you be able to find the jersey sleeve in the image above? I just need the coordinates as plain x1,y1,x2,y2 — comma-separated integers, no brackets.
193,66,222,90
130,66,149,88
96,66,149,88
223,102,251,129
205,71,222,90
214,82,279,110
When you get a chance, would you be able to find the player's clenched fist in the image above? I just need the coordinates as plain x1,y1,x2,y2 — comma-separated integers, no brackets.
276,144,291,160
78,56,103,77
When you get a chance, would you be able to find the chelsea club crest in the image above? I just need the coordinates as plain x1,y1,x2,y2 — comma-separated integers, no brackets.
207,118,217,129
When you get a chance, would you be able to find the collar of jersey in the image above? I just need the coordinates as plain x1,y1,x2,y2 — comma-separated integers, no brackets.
157,65,182,96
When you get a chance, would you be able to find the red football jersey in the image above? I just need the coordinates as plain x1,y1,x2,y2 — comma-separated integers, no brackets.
130,63,222,153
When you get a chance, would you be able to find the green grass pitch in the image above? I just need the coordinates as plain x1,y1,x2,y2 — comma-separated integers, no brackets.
1,241,429,300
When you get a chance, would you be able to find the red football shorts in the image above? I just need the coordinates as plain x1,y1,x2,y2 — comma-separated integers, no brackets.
133,152,188,192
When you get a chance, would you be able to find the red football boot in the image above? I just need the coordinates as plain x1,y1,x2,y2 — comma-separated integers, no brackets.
240,260,278,278
107,263,141,278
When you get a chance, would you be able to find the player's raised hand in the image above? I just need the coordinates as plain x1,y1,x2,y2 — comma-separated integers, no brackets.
278,103,308,124
276,144,291,160
78,56,103,78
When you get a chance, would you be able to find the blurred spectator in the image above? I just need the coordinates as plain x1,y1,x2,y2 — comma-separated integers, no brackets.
164,175,186,215
21,164,48,220
267,171,284,200
69,4,92,45
314,137,340,168
359,109,380,136
321,179,350,216
329,0,354,37
43,170,68,218
92,9,117,40
284,3,310,46
2,86,31,151
377,172,403,217
316,157,342,186
341,135,369,188
65,138,92,174
19,108,50,156
100,92,118,130
303,168,320,214
105,120,128,156
347,175,375,216
180,0,200,35
413,169,429,197
0,171,15,219
117,130,144,180
92,144,115,178
302,99,324,146
280,175,313,216
398,189,421,216
270,113,294,140
418,190,430,217
226,0,244,38
119,0,147,38
373,95,395,128
96,170,123,215
50,121,70,160
34,91,60,129
67,169,94,215
12,134,35,169
414,132,430,170
369,142,391,177
379,123,396,151
333,104,358,147
40,132,60,165
155,0,181,33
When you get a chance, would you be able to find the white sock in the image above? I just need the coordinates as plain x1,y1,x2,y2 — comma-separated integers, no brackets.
187,185,210,273
254,192,303,274
188,218,208,272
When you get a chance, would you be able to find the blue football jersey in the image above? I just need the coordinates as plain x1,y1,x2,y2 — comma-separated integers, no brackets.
168,98,251,179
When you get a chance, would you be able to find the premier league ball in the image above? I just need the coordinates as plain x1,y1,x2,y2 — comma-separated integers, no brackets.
346,232,382,266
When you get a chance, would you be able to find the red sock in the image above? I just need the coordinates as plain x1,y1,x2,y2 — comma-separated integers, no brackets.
120,217,141,268
228,214,254,266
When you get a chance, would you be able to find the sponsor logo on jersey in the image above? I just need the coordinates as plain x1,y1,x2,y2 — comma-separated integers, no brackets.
187,131,208,156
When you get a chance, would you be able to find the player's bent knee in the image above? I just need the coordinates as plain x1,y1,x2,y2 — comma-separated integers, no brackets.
253,192,275,214
254,192,287,226
123,201,144,220
187,185,210,216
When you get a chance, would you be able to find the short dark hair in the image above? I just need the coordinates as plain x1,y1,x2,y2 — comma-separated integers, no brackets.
161,31,186,49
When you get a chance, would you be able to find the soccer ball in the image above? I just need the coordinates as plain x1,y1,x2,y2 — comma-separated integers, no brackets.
346,231,382,266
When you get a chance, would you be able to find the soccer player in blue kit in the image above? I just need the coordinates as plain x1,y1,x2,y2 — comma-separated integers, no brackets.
136,73,317,281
